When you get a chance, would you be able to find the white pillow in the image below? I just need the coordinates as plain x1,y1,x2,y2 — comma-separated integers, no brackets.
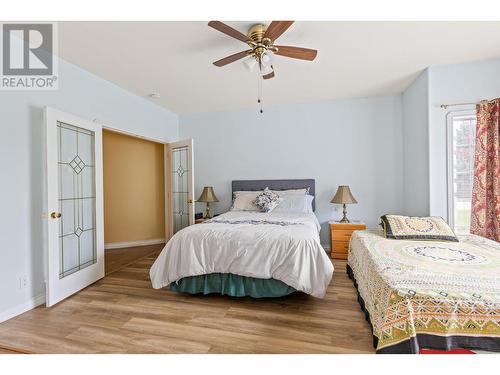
272,188,308,195
273,194,314,214
231,191,261,211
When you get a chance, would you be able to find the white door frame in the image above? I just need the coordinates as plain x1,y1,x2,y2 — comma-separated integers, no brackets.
102,124,171,145
44,106,105,307
445,109,476,229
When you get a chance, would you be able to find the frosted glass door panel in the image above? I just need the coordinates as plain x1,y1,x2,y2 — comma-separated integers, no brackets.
172,146,189,233
57,121,97,278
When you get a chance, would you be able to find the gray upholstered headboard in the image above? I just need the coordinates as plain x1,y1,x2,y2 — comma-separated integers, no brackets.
231,179,316,211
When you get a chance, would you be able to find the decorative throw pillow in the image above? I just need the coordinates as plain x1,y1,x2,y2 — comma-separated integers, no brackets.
380,215,459,242
253,187,283,213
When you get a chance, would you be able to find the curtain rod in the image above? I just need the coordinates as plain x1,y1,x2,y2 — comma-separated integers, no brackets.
440,102,476,109
440,99,498,109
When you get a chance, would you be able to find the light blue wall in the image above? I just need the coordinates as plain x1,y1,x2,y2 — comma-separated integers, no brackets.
401,69,430,216
400,58,500,221
0,57,178,318
180,96,404,245
427,59,500,219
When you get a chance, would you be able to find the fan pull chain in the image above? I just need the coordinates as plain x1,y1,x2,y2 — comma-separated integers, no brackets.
257,66,263,114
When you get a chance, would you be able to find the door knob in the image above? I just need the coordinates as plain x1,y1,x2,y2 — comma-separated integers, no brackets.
50,212,62,219
188,199,193,204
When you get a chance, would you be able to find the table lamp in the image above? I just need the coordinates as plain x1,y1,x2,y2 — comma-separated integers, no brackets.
331,185,358,223
197,186,219,219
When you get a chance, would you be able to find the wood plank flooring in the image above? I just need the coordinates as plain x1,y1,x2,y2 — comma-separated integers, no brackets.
0,345,31,354
105,244,164,275
0,251,374,354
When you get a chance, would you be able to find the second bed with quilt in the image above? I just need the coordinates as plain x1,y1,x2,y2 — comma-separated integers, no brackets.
348,223,500,353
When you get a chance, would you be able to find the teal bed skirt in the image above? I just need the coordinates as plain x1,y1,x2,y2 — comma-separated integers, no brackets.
170,273,296,298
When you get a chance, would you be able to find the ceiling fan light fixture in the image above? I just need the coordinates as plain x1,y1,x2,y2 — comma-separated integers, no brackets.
260,64,273,76
261,52,272,64
243,56,257,71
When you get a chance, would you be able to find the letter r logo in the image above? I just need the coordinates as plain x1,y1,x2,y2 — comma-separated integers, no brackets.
2,23,53,75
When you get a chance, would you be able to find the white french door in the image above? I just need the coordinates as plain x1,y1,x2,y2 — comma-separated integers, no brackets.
166,139,194,238
44,107,104,307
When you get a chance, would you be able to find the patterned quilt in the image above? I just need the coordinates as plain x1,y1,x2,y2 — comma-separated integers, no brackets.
348,230,500,353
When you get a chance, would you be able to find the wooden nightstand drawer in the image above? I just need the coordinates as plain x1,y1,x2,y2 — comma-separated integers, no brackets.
331,229,355,242
331,223,366,231
332,241,349,259
333,241,349,253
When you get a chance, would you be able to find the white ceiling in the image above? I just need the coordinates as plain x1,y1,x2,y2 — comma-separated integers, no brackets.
59,21,500,114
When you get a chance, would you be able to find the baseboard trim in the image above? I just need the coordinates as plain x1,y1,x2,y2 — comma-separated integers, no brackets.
105,238,165,250
0,293,45,324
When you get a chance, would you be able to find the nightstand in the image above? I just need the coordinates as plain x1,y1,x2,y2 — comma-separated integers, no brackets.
195,213,219,224
329,222,366,260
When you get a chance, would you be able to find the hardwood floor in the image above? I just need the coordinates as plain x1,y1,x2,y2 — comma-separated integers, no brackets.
105,243,164,275
0,345,31,354
0,252,374,354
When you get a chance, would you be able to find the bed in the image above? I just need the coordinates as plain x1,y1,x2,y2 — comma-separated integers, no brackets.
347,229,500,353
150,179,333,298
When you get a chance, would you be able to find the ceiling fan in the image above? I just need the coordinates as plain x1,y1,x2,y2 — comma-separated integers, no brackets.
208,21,318,80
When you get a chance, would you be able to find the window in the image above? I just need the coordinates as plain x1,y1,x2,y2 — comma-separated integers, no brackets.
447,111,476,234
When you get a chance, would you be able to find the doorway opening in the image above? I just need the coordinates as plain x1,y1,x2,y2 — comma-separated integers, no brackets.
102,131,195,274
102,129,166,274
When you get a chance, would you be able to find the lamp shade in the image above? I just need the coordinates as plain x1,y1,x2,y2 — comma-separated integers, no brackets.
197,186,219,203
331,185,357,204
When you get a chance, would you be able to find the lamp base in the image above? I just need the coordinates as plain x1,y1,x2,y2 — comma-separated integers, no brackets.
204,202,212,219
340,203,350,223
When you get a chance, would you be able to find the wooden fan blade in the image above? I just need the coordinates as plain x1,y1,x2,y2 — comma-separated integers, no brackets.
274,45,317,61
264,21,294,41
213,50,251,67
263,66,275,80
208,21,249,43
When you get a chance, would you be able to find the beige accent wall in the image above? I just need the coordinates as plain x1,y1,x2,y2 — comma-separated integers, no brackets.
103,130,165,244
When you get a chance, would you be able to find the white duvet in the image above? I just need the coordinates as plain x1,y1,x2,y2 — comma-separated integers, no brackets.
150,211,334,298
